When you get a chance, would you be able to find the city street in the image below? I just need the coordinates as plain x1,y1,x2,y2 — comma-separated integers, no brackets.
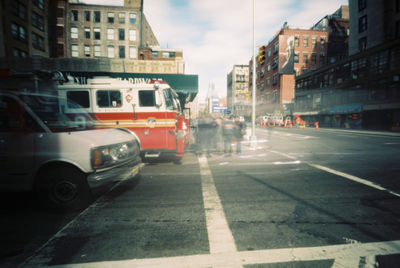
2,127,400,267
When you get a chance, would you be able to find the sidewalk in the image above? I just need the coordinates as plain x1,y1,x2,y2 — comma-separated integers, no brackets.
255,125,400,137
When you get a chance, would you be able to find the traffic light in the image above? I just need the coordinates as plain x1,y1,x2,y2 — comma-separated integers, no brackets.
258,45,266,64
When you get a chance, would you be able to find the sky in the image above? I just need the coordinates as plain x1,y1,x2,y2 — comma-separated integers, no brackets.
80,0,349,102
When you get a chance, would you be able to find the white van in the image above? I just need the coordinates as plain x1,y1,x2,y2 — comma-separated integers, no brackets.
0,90,142,210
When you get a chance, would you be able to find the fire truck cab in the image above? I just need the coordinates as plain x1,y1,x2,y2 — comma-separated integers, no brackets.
57,76,187,163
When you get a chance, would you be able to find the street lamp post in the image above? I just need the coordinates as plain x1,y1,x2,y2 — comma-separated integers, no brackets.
251,0,257,144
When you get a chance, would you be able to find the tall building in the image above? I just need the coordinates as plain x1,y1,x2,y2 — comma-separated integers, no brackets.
294,1,400,130
227,65,250,118
250,26,328,115
47,0,184,74
349,0,400,56
0,0,50,58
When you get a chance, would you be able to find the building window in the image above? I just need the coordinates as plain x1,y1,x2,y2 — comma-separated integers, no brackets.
11,23,26,42
320,36,326,49
129,13,137,24
32,0,44,9
311,53,317,65
84,45,91,57
107,28,114,40
359,15,367,33
57,44,64,57
303,52,308,64
266,77,270,86
129,46,137,58
162,52,169,58
294,52,299,63
129,29,136,41
94,45,101,57
272,57,278,69
311,36,317,48
56,26,63,38
32,12,44,31
85,11,90,21
118,13,125,23
320,53,325,66
358,37,367,52
119,46,125,58
152,51,158,58
94,27,100,40
294,35,299,48
94,11,101,23
57,8,64,18
267,48,271,57
107,46,114,58
107,12,114,23
71,27,78,39
267,63,271,71
118,29,125,40
358,0,366,11
84,28,90,39
32,33,45,51
71,10,78,21
272,74,278,85
303,35,308,48
12,2,26,20
71,44,78,57
273,42,278,54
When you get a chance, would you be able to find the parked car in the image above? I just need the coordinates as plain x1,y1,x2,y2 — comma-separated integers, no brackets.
0,89,142,211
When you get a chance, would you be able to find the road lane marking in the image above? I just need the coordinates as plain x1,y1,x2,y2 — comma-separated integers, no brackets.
198,155,238,254
269,150,400,198
46,240,400,268
309,163,400,198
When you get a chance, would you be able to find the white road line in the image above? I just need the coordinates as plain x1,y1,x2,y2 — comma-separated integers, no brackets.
48,240,400,268
309,163,400,198
269,150,400,198
198,156,238,255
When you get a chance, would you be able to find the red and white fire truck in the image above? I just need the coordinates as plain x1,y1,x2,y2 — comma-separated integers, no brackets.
57,76,188,163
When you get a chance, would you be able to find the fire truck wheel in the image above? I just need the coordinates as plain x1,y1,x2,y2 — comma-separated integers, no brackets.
35,166,93,212
173,157,183,165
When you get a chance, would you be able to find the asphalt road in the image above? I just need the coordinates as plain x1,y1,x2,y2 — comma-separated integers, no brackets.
2,126,400,268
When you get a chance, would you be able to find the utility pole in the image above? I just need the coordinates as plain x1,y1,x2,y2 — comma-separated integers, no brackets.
251,0,257,144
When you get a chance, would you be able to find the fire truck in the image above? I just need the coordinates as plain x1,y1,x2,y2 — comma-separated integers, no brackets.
57,76,188,163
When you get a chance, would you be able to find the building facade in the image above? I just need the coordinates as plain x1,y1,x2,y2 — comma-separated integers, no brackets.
251,27,328,116
46,0,184,74
311,5,349,64
0,0,49,58
294,1,400,130
227,65,250,118
348,0,400,56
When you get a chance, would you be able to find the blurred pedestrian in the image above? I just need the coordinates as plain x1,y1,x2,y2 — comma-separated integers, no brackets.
234,116,246,154
196,114,216,157
222,115,235,156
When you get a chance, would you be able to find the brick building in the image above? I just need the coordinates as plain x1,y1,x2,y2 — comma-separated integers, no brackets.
250,26,328,115
294,0,400,130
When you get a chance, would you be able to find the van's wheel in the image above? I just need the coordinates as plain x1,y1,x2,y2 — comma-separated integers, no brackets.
35,167,93,211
